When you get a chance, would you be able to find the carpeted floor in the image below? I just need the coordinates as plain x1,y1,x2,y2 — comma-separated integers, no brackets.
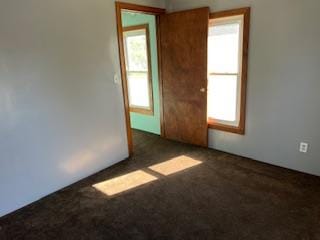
1,130,320,240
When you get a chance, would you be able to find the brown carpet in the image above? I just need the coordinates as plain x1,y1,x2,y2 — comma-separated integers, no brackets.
1,130,320,240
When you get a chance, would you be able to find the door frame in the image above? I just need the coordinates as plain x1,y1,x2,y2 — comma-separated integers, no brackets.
115,2,166,156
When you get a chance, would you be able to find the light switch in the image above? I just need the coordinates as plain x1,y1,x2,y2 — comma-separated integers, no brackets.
114,74,120,84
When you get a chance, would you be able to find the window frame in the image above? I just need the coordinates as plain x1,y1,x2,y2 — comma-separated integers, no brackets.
208,8,250,135
123,24,154,116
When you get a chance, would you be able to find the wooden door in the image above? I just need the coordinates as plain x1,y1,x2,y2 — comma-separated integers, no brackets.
159,7,209,147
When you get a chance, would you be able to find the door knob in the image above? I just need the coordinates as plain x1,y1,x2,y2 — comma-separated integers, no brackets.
200,88,206,92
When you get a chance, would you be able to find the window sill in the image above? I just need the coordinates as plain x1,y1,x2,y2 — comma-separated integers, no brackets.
208,120,245,135
130,107,154,116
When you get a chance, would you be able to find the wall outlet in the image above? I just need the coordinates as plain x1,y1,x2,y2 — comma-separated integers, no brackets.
299,142,309,153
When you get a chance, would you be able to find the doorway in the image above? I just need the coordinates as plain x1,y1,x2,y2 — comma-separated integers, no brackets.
115,2,165,156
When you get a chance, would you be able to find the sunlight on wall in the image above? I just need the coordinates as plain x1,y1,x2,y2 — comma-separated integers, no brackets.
148,156,202,176
92,155,202,197
61,138,121,174
93,170,157,196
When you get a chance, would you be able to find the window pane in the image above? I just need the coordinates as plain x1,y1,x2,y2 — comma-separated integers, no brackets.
125,31,148,72
207,75,238,123
208,22,240,73
127,72,150,108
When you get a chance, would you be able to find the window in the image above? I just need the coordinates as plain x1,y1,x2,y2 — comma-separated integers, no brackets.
123,24,153,115
207,8,250,134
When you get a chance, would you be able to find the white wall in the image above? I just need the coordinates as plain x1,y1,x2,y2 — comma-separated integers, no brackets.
0,0,165,217
167,0,320,176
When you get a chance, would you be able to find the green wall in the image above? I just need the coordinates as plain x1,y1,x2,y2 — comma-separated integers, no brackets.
122,12,161,135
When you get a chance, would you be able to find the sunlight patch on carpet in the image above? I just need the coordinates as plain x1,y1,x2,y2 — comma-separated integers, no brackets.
148,155,202,176
93,170,157,196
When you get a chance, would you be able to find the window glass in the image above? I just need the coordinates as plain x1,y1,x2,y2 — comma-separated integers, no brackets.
208,22,240,73
127,72,150,108
123,26,152,111
125,31,148,72
207,75,238,123
207,15,244,127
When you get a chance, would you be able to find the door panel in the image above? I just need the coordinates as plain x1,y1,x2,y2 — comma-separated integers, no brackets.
159,7,209,147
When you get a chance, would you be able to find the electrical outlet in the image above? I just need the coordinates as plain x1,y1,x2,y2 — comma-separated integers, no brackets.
299,142,308,153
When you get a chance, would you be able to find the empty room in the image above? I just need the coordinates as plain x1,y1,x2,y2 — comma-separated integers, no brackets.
1,0,320,239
